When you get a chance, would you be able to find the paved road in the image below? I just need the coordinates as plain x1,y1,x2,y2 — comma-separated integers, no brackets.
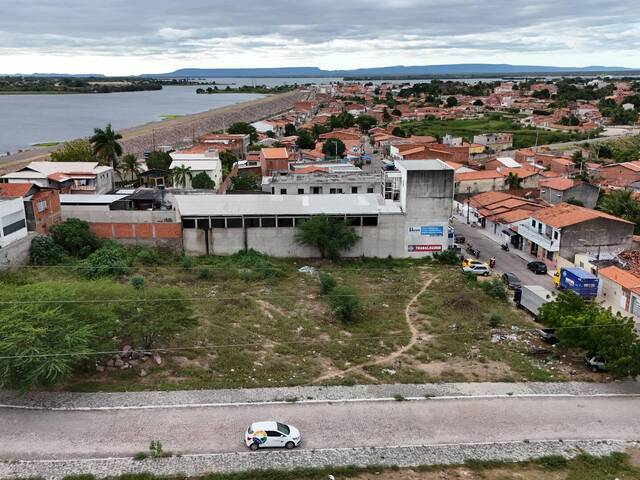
453,218,555,290
1,396,639,460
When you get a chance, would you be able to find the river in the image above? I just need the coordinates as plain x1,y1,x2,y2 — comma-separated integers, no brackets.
0,86,265,155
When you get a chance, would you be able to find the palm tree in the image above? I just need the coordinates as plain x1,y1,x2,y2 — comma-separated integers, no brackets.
119,153,141,185
506,172,522,189
171,165,192,188
90,124,123,169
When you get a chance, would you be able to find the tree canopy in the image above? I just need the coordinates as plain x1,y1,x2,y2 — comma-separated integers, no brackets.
322,138,346,158
50,218,98,258
355,114,377,132
90,124,123,169
294,215,360,260
50,139,96,163
191,171,216,189
227,122,258,143
145,151,172,171
231,173,260,191
296,129,316,150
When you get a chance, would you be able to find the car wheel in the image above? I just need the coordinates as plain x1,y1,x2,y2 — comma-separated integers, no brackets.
285,441,295,449
591,366,599,373
249,443,259,451
484,272,489,276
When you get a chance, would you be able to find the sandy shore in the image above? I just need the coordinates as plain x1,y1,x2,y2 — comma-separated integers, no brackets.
0,89,309,173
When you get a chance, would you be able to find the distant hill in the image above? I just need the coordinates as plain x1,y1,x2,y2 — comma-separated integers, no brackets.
146,64,636,78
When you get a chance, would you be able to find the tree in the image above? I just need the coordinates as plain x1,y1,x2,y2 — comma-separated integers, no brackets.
392,126,407,138
90,124,123,169
146,151,172,171
191,171,216,189
77,242,132,278
296,129,316,150
598,189,640,233
473,99,484,106
506,172,522,189
30,236,68,265
446,96,458,107
171,165,192,188
227,122,258,143
284,123,297,136
219,150,237,177
382,108,392,123
329,112,355,129
119,153,141,184
231,173,260,191
355,115,377,132
294,214,360,260
50,218,98,258
322,138,346,158
50,139,96,162
391,108,402,117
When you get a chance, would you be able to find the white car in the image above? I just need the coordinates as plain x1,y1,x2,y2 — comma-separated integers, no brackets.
462,264,491,276
245,421,301,450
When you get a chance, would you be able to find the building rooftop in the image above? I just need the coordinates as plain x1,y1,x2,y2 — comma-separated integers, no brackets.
3,161,111,177
174,193,402,217
0,183,36,198
531,203,633,229
598,265,640,290
539,177,579,191
60,194,129,205
169,160,219,171
395,159,452,171
261,147,289,159
268,171,382,185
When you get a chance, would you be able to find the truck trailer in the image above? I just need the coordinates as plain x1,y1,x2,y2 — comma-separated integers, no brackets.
553,267,599,298
515,285,556,319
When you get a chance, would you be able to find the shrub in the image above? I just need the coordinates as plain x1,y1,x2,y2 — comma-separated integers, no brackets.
136,247,160,266
198,267,211,279
537,455,568,470
327,286,362,323
432,249,460,265
480,278,507,301
489,313,503,328
295,215,360,260
77,242,131,278
227,249,281,279
149,440,163,458
130,276,145,289
181,255,194,270
30,236,68,265
50,218,98,258
318,272,337,294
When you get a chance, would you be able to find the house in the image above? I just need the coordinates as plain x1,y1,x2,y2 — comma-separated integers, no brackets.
262,171,382,195
597,161,640,188
2,162,114,195
515,203,634,269
472,133,513,152
485,157,521,171
497,167,541,189
197,133,250,159
0,183,61,234
454,170,505,194
539,178,600,208
597,266,640,320
169,148,223,189
0,197,28,248
259,147,290,176
319,129,362,142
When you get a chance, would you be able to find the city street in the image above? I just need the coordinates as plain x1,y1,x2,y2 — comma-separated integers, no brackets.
453,218,555,290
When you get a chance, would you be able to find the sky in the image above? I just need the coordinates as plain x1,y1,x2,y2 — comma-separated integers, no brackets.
1,0,639,75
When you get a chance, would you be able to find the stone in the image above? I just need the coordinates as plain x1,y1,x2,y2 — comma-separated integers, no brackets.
96,364,105,372
153,353,162,365
106,359,115,368
121,345,132,358
139,369,148,377
114,358,124,368
120,364,129,370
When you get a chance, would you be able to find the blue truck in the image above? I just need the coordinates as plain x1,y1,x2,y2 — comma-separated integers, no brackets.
553,267,599,298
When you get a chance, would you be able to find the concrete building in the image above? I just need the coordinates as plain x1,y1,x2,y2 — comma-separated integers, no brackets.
0,183,61,234
260,148,290,176
262,171,383,195
197,133,250,159
169,148,223,189
2,162,114,195
176,159,454,258
597,266,640,320
454,170,506,194
515,203,634,270
473,133,513,152
539,178,600,209
0,197,28,248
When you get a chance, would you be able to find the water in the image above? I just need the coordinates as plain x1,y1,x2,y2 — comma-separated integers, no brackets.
0,86,265,154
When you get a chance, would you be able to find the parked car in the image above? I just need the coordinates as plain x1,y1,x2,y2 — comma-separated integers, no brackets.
245,421,301,451
537,328,559,344
462,258,487,268
584,354,607,372
501,272,522,289
527,261,548,274
463,264,491,276
454,234,465,244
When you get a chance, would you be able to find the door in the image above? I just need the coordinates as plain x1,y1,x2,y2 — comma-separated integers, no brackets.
266,431,285,447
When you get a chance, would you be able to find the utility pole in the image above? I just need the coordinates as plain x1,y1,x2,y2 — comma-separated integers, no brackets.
466,186,471,224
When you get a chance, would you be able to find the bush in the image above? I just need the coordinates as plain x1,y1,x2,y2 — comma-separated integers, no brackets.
136,247,160,266
537,455,568,470
30,236,68,265
50,218,98,258
77,242,131,278
479,278,508,301
432,249,460,265
149,440,163,458
489,313,503,328
327,286,362,323
198,267,211,279
181,255,194,270
318,272,337,294
130,276,145,289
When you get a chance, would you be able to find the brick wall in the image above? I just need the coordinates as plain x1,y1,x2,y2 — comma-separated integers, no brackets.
89,222,182,249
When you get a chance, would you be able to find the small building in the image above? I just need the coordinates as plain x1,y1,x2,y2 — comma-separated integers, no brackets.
597,265,640,320
472,133,513,152
539,178,600,209
2,162,114,195
454,170,505,194
259,148,290,176
168,160,222,190
0,183,61,234
485,157,521,171
262,171,382,195
197,133,250,159
598,161,640,188
0,197,28,248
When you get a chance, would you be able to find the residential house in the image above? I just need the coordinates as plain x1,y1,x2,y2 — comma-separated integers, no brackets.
539,178,600,208
472,133,513,152
2,162,114,195
484,157,521,171
597,161,640,188
169,148,223,189
597,266,640,320
0,183,61,234
260,147,291,176
0,197,28,248
454,170,505,195
197,133,250,159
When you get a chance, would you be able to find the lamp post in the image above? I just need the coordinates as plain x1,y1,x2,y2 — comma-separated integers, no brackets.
466,186,471,224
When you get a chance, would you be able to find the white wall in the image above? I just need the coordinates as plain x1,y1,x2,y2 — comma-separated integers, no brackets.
0,198,28,247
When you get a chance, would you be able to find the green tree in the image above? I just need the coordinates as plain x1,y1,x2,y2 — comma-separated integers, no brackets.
473,99,484,106
171,165,192,188
598,189,640,233
382,108,392,123
50,218,98,258
446,96,458,107
119,153,141,184
322,138,346,158
284,123,297,136
327,286,362,323
329,112,355,129
506,172,522,189
295,215,360,260
191,171,216,189
219,150,237,177
227,122,258,142
146,151,172,171
296,129,316,150
50,139,96,162
355,115,377,132
392,126,407,138
391,108,402,117
231,173,260,191
76,242,132,278
90,124,123,169
30,236,68,265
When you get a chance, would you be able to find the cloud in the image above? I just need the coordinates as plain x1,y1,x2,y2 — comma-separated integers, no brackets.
0,0,638,74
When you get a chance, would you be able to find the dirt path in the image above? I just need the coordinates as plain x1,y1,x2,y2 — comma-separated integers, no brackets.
312,271,436,384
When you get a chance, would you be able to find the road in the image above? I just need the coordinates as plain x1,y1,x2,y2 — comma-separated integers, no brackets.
0,396,638,460
453,218,555,290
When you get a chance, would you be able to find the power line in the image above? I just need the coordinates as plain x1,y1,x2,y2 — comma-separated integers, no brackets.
0,323,630,361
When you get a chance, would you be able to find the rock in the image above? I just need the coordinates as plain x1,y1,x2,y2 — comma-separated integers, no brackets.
153,353,162,365
106,359,115,368
114,358,124,368
382,368,396,375
96,364,105,372
139,369,148,377
329,475,335,480
120,345,132,358
129,359,140,367
120,363,129,370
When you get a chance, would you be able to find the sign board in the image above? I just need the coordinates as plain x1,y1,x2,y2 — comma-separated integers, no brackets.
408,244,443,252
408,225,444,236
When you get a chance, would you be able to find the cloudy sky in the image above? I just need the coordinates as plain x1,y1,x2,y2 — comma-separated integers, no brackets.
1,0,639,75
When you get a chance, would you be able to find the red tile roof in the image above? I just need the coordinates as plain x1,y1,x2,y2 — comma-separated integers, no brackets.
532,203,632,228
0,183,34,198
455,170,504,181
598,266,640,290
539,178,577,191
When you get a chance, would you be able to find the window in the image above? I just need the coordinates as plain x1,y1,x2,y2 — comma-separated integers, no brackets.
362,216,378,226
351,186,358,194
311,186,322,194
276,423,290,435
367,187,374,193
553,231,559,240
36,200,47,212
295,217,308,226
2,218,26,236
532,220,536,227
226,217,243,228
261,217,276,228
546,250,554,260
298,188,304,194
196,219,209,229
280,188,287,195
346,216,361,226
245,217,260,228
211,218,225,229
277,217,294,227
266,431,283,437
182,218,196,229
271,187,275,194
330,188,337,194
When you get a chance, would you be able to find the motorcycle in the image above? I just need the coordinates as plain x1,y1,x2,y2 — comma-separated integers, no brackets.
501,243,510,252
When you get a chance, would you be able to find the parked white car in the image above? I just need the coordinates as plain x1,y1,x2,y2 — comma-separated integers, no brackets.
245,421,301,450
462,264,491,276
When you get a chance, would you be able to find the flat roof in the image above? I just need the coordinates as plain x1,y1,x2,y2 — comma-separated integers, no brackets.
60,194,128,205
395,159,453,171
174,194,402,217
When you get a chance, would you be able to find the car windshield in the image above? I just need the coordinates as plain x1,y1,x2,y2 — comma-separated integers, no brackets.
247,426,254,434
276,422,290,435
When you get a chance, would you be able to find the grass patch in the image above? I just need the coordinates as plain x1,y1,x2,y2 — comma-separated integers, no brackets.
31,141,61,147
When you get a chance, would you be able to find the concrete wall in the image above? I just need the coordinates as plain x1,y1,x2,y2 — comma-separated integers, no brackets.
61,206,176,223
559,217,634,262
540,184,599,209
0,197,28,247
598,277,627,316
0,232,34,270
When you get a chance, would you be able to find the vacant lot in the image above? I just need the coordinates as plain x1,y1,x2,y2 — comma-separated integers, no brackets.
397,115,595,148
4,255,601,392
